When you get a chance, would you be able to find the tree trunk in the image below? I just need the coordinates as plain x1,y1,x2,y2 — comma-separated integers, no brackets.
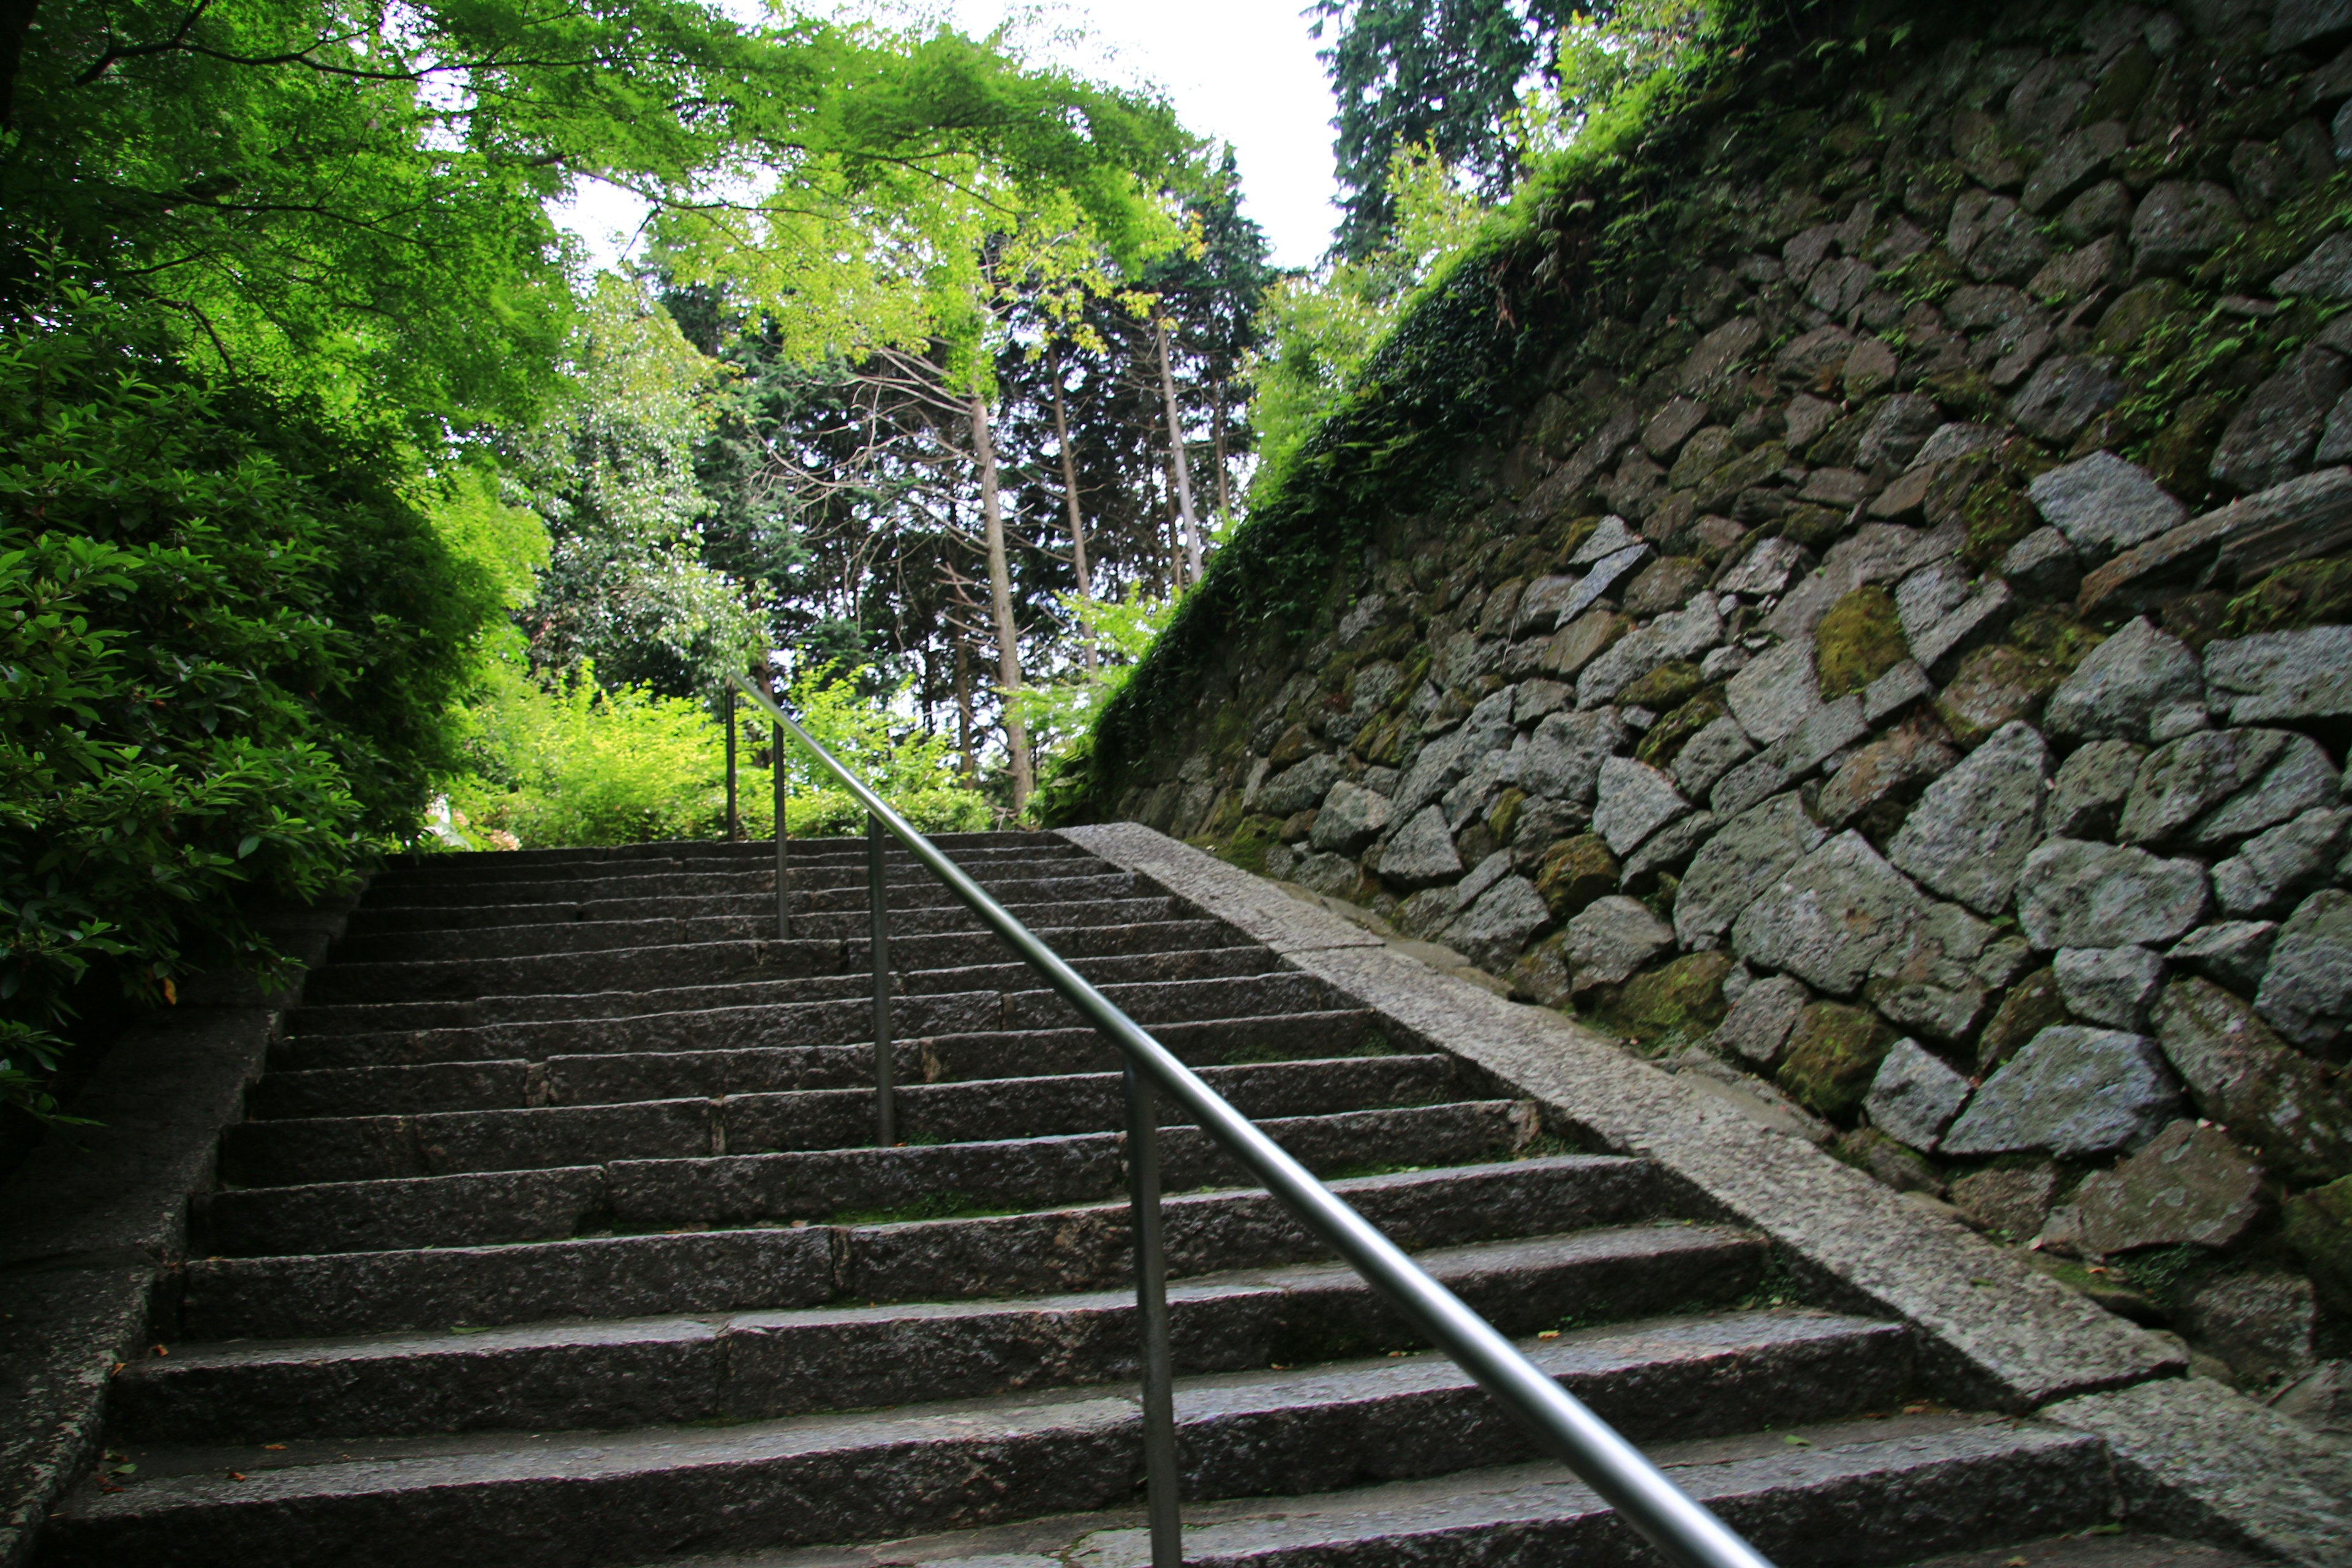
1211,380,1230,519
1050,369,1096,673
952,635,978,782
1154,314,1203,584
969,386,1033,811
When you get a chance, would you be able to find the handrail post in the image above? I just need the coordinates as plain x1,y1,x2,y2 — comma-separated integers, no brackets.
774,711,790,940
1123,1065,1183,1568
724,686,741,843
867,813,895,1146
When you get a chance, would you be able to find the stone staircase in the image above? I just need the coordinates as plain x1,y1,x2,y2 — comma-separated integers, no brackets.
37,832,2218,1567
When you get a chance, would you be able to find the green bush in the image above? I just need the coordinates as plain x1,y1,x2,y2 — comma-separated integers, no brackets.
442,658,989,849
0,283,497,1115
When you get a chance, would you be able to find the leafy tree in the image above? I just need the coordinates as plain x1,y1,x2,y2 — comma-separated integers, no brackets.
1311,0,1581,260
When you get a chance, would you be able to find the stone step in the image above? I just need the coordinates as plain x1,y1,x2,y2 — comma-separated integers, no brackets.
916,1009,1399,1080
194,1101,1544,1256
372,832,1072,880
178,1155,1663,1338
284,947,1281,1041
322,897,1189,969
220,1055,1472,1185
50,1316,1942,1568
353,869,1138,922
114,1230,1782,1442
616,1417,2113,1568
273,973,1349,1072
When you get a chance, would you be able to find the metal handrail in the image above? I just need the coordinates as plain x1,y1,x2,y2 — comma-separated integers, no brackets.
726,671,1776,1568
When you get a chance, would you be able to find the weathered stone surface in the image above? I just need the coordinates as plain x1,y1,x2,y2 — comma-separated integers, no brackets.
1642,396,1710,459
1723,637,1820,743
1814,722,1958,829
1289,850,1370,900
1765,523,1953,640
2187,1273,2322,1388
2002,526,2082,600
2015,837,2211,951
1865,1038,1973,1151
1563,895,1675,988
2154,976,2352,1188
2168,921,2280,997
2274,231,2352,298
1895,561,1970,645
2129,179,2245,277
1719,536,1809,597
1979,966,2070,1071
1378,805,1464,888
1862,660,1933,726
1864,899,2013,1045
1570,513,1643,566
1512,679,1570,726
1513,575,1581,636
1733,830,1926,996
1673,793,1826,947
1942,1025,2183,1159
1541,609,1630,679
1562,543,1654,625
2074,1120,2268,1254
1777,1001,1899,1118
1710,695,1871,818
1710,972,1810,1066
2211,345,2351,496
1951,1165,2059,1242
1815,584,1909,698
1888,720,2049,916
2258,889,2352,1054
2048,738,2145,839
1591,755,1691,856
2022,120,2128,214
1307,780,1390,854
2043,618,2204,741
1518,707,1627,804
1442,745,1522,830
2196,735,2340,846
2286,1175,2352,1311
1256,752,1343,817
1670,715,1757,801
2081,467,2352,614
2204,625,2352,725
1440,874,1552,970
2215,808,2351,919
2027,451,2188,563
1620,808,1716,889
2054,945,2167,1030
1577,597,1723,708
2009,353,2123,443
2119,728,2292,846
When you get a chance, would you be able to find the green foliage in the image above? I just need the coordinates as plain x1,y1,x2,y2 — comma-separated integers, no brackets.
444,656,988,848
0,282,494,1114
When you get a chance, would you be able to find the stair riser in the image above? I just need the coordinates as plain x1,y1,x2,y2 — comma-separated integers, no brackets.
354,874,1139,930
361,856,1102,908
197,1102,1538,1254
918,1011,1396,1081
284,948,1280,1041
321,899,1189,971
271,990,1006,1071
118,1237,1780,1443
371,833,1074,881
222,1058,1468,1185
179,1158,1662,1337
1068,1430,2114,1568
278,974,1340,1072
51,1335,1945,1568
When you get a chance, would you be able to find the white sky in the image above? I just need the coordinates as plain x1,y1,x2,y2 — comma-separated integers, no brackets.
550,0,1342,276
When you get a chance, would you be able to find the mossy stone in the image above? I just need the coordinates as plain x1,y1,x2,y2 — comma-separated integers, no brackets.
1536,834,1619,917
2222,554,2352,637
1488,786,1529,844
1222,815,1282,875
1777,1001,1898,1119
1958,482,2040,572
2141,393,2234,499
1617,660,1706,713
1815,585,1907,699
2092,279,2180,356
1607,951,1735,1046
1779,504,1847,551
1978,967,2068,1072
2284,1175,2352,1312
1935,644,2057,747
1636,694,1727,770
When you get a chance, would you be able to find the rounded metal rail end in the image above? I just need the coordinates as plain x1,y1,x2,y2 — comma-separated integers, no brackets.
726,672,1780,1568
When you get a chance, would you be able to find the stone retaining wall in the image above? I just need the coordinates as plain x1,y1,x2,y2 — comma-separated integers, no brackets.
1098,0,2352,1427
